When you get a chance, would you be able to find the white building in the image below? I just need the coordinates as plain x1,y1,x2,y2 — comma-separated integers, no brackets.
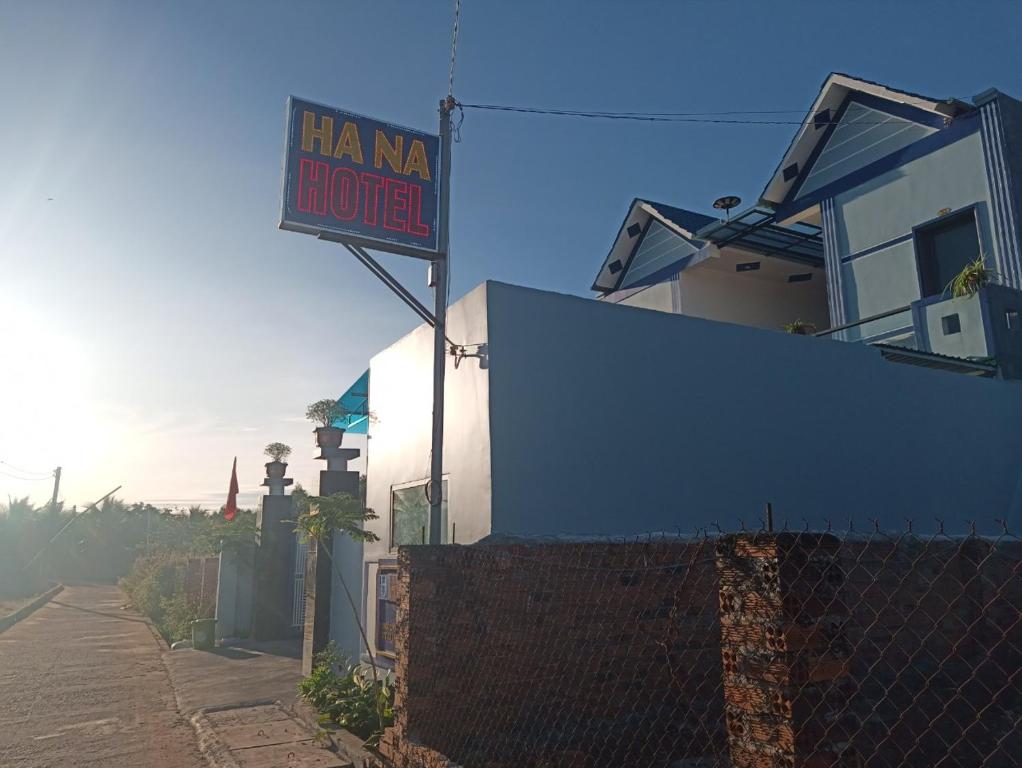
332,74,1022,663
352,280,1022,661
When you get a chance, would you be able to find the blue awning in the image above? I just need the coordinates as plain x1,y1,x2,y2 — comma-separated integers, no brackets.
333,369,369,434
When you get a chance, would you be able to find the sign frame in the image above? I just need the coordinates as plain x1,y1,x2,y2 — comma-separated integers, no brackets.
279,96,444,260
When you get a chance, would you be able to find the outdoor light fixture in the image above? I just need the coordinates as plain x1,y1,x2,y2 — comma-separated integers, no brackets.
713,195,742,222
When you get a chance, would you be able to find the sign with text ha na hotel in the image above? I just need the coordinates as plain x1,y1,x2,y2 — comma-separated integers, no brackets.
280,97,441,258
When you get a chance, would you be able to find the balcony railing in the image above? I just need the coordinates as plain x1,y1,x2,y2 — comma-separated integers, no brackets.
814,304,915,348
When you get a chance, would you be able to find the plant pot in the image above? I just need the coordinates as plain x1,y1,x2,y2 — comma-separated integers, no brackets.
315,426,344,449
265,460,287,480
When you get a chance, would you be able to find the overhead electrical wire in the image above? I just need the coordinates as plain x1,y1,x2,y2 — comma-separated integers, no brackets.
455,102,950,127
0,469,52,483
0,460,52,477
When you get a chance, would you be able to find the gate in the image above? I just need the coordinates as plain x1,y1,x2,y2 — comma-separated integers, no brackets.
291,534,308,630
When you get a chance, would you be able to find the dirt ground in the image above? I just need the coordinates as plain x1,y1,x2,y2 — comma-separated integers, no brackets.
0,593,40,615
0,583,205,767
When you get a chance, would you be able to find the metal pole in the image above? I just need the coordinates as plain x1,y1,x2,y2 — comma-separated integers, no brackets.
429,97,454,545
49,466,61,512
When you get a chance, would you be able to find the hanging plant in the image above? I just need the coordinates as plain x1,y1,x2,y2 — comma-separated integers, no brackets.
949,256,999,298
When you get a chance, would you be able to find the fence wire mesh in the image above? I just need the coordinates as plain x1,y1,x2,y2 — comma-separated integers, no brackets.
380,523,1021,768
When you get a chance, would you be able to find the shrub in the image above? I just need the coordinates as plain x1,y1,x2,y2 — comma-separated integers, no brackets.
120,554,201,642
297,643,394,746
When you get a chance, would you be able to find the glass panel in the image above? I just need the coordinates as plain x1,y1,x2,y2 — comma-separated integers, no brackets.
376,569,398,655
391,480,448,546
918,211,979,297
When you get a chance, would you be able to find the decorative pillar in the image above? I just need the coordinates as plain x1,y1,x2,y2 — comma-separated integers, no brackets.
715,532,854,768
302,425,362,675
262,460,293,495
252,462,296,641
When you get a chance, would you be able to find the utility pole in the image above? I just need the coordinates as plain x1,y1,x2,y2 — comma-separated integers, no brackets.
49,466,61,513
429,96,454,545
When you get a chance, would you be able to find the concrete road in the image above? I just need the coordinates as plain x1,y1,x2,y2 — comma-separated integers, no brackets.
0,584,205,768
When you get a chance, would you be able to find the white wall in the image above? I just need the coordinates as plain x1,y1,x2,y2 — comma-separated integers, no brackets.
485,282,1022,536
361,283,493,658
679,254,829,332
615,281,675,313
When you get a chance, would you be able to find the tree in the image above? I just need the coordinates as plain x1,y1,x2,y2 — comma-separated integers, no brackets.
291,488,383,725
264,442,292,462
305,399,347,428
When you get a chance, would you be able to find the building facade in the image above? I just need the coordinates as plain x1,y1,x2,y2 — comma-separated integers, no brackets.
332,75,1022,663
594,75,1022,377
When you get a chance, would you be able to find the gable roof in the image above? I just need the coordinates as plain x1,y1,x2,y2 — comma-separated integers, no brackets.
592,199,715,293
760,73,971,209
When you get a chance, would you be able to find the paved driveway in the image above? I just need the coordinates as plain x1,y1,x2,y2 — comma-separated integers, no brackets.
0,584,205,767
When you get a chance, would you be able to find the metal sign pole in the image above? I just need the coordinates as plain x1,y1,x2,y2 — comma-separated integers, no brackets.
429,97,454,545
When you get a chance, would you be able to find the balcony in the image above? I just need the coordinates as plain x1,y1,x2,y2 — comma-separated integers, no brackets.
814,284,1022,379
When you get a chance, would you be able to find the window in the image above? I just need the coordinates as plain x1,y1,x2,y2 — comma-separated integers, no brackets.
376,567,398,657
915,209,980,298
391,479,448,547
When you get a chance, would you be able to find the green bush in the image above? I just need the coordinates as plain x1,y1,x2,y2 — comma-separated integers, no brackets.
120,554,200,642
297,643,394,746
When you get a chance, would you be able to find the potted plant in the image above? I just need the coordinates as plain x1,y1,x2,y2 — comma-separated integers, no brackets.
949,255,999,298
306,399,347,448
264,442,292,479
784,319,817,335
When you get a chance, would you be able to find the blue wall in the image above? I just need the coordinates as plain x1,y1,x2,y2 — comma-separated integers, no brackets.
798,100,936,199
485,281,1022,536
831,130,994,322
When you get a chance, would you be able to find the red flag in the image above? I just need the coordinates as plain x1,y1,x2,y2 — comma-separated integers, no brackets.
224,457,239,521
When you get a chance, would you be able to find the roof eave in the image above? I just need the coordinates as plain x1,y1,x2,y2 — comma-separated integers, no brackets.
759,73,960,207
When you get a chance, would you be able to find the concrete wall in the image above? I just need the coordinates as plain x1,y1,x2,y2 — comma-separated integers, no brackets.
615,280,675,313
362,282,493,657
678,254,829,332
832,130,995,321
215,542,254,641
485,281,1022,536
914,291,990,361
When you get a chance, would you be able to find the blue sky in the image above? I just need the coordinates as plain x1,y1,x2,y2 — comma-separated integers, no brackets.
2,1,1021,508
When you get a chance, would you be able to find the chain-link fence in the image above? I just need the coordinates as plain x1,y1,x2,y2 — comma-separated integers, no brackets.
379,523,1021,768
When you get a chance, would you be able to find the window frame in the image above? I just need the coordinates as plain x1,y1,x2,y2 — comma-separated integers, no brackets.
912,204,983,299
388,477,449,551
374,565,400,659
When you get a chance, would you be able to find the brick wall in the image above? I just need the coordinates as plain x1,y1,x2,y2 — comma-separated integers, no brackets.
380,540,724,768
379,533,1021,768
